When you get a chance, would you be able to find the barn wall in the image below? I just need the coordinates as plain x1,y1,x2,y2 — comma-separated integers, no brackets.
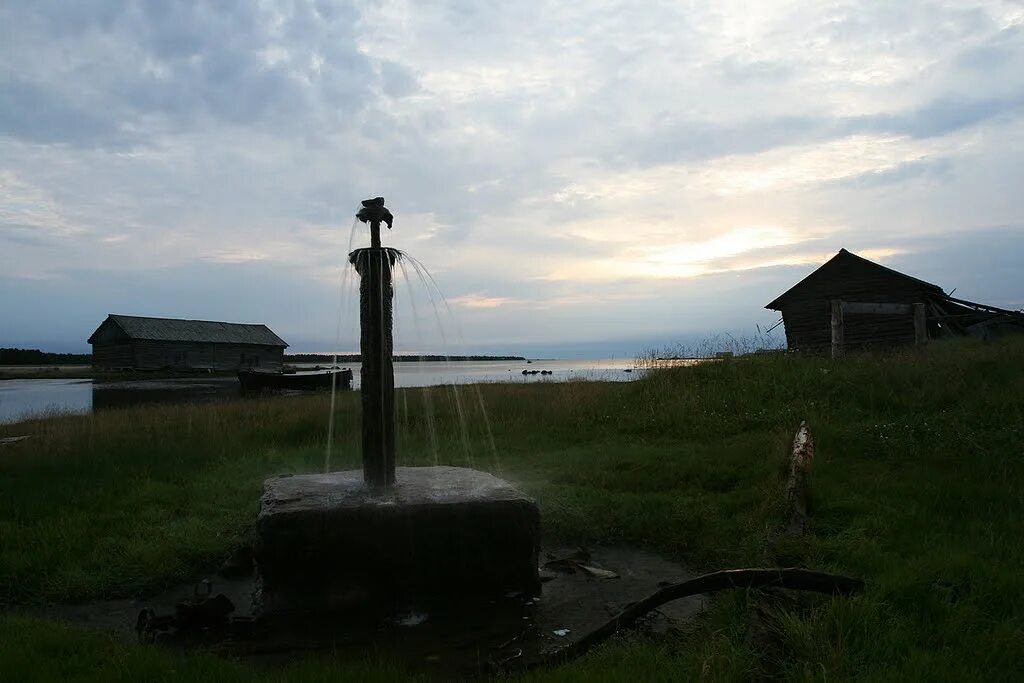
778,257,938,351
120,341,284,371
781,301,917,351
91,343,134,369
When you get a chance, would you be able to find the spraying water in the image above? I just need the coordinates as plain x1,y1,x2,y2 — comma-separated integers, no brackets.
254,197,542,622
325,217,361,473
324,198,502,482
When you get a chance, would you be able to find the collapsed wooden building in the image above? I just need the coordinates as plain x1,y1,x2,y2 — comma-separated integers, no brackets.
765,249,1024,353
88,314,288,371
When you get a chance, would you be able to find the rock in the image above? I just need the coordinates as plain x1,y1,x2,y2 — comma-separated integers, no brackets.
254,466,541,614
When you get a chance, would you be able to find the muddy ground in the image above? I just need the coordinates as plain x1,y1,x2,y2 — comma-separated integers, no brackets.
21,545,706,678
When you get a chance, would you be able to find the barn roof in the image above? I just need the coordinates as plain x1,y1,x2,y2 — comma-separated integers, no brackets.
765,248,944,310
89,314,288,347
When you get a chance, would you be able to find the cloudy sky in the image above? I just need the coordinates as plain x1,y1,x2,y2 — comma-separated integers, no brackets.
2,1,1023,356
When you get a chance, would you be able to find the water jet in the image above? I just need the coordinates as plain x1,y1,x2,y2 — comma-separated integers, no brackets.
253,198,541,614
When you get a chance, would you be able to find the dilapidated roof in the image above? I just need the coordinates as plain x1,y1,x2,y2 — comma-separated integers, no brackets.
89,314,288,347
765,248,944,310
763,249,1024,348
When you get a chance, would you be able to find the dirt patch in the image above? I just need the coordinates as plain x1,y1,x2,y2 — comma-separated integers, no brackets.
20,545,706,678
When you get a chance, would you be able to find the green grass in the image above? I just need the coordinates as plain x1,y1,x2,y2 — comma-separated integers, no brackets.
0,612,426,683
2,337,1023,680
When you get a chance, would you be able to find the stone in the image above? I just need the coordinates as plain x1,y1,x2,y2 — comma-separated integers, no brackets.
254,466,541,613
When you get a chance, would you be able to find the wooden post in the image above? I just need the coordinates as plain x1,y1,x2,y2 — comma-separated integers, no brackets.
913,303,927,347
830,300,844,359
354,245,396,490
352,197,397,491
370,218,381,250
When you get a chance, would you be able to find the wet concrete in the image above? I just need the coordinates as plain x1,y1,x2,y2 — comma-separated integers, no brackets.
255,467,541,612
23,545,705,678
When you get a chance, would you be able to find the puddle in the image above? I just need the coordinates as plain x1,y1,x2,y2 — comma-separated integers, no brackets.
21,546,706,678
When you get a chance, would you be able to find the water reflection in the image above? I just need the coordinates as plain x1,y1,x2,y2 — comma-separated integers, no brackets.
0,379,92,424
304,358,641,389
0,378,240,425
90,378,240,411
0,359,644,425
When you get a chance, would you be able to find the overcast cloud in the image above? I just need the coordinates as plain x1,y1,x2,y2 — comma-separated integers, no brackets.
2,1,1023,355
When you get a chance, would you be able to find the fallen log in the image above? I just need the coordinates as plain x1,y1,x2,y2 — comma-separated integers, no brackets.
533,567,864,670
784,421,815,537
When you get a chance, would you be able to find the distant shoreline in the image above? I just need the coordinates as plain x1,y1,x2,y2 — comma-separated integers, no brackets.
0,348,90,365
0,347,529,367
0,355,534,380
287,354,527,363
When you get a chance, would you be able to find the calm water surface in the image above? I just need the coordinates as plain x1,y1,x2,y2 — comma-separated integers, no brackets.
0,359,641,425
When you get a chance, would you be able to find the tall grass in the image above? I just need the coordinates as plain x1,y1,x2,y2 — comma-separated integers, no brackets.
2,337,1023,680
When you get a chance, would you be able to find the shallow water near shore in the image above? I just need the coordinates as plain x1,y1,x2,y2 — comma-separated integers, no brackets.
0,358,641,425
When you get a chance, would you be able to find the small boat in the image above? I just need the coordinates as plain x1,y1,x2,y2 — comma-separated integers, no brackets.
238,368,353,393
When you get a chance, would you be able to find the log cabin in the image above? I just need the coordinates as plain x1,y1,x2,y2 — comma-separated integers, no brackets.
88,314,288,371
765,249,1024,352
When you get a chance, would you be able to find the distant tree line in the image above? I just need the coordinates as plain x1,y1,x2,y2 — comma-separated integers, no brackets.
0,348,91,365
286,353,526,363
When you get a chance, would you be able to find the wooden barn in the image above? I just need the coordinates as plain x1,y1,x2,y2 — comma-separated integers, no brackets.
88,314,288,371
765,249,1024,353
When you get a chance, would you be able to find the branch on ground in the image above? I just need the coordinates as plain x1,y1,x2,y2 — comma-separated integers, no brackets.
530,567,864,670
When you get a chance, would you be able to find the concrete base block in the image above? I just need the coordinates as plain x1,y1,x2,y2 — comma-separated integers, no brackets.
254,466,541,613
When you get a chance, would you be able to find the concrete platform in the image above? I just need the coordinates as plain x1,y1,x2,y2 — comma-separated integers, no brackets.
254,466,541,613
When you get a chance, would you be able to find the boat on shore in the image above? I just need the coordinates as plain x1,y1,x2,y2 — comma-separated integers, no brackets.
237,368,353,393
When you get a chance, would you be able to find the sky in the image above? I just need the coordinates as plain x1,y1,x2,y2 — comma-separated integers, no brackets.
1,1,1023,357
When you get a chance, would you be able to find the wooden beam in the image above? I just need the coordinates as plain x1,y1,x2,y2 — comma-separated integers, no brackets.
914,302,927,346
841,302,913,315
928,302,958,337
945,295,1024,317
830,300,844,359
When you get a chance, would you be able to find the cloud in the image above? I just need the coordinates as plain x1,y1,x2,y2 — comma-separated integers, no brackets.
449,293,518,308
1,1,1023,352
831,157,953,189
852,90,1024,139
0,1,375,147
0,78,125,147
0,171,86,239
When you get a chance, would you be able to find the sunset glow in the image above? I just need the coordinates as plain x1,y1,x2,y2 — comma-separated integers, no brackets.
1,1,1022,353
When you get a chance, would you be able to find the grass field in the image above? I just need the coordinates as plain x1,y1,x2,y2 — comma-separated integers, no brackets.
1,338,1022,681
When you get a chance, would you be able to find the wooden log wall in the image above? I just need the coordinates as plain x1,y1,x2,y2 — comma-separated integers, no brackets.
786,300,921,351
779,255,941,352
93,341,283,371
91,343,134,370
829,301,928,358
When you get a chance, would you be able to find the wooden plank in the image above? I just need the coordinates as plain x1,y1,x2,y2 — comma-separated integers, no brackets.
841,301,913,315
914,303,927,346
830,300,844,358
945,295,1024,317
